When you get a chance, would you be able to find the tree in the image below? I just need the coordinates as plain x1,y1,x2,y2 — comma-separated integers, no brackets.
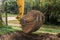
7,1,18,14
0,0,3,27
0,0,8,27
0,11,3,27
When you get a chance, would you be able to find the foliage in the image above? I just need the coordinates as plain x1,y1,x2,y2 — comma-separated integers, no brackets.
29,0,60,24
7,1,18,14
0,13,3,27
0,0,4,27
0,26,21,35
2,0,60,24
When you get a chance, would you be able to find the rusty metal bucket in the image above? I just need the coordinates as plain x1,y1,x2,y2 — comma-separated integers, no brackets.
20,10,45,34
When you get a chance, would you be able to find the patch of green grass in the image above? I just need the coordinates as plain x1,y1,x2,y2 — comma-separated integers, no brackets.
0,24,60,35
34,25,60,34
2,13,17,17
0,26,21,35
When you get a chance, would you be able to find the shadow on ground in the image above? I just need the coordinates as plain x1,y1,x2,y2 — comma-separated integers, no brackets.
0,31,60,40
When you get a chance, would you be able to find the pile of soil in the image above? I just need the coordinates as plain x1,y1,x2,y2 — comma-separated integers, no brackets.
0,31,60,40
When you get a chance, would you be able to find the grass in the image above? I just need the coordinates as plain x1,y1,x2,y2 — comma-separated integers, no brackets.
0,24,60,35
2,13,17,17
0,26,21,35
1,19,60,35
34,24,60,34
8,20,60,34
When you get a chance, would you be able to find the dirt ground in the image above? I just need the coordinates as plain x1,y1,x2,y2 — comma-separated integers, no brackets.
0,31,60,40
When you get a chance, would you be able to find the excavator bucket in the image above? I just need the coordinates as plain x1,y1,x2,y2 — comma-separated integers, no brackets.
20,10,45,34
16,0,45,34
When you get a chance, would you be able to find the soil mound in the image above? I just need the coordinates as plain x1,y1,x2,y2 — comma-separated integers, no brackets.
0,31,60,40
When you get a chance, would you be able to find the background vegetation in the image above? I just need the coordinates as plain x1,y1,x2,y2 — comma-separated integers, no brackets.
0,0,60,34
24,0,60,24
1,0,59,25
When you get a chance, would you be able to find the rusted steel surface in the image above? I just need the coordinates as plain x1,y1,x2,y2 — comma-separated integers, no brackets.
20,10,45,33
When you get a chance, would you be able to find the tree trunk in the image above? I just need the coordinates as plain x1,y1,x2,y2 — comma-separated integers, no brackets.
0,0,4,27
0,13,3,27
